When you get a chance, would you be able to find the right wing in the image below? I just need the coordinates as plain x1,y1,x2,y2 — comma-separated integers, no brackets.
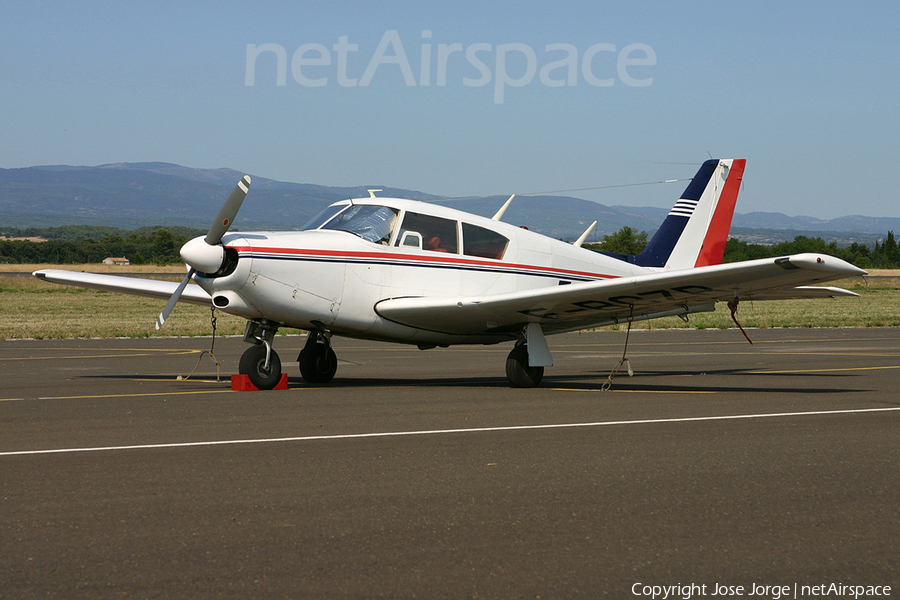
33,269,212,306
375,253,866,336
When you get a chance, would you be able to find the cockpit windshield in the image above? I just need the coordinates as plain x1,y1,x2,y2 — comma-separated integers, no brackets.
300,204,348,231
300,203,400,244
319,204,399,244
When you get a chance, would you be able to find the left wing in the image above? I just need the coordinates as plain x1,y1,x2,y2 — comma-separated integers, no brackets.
375,253,866,335
33,269,212,306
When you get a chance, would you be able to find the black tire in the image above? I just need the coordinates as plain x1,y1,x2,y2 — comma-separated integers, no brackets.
505,344,543,388
299,342,338,384
239,344,282,390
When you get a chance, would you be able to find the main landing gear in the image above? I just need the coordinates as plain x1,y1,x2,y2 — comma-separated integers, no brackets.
505,341,544,388
238,321,547,390
238,321,339,389
505,324,552,388
297,331,338,384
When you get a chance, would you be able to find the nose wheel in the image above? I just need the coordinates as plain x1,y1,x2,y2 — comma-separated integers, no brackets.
239,320,283,390
239,343,283,390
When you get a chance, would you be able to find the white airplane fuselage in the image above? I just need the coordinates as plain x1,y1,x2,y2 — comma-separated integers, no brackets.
195,197,647,346
34,160,868,389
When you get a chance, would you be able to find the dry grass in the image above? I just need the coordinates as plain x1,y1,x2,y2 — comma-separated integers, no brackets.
620,276,900,330
2,266,898,339
1,270,247,339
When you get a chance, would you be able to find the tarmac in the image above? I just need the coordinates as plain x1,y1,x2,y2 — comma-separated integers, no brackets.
1,328,898,598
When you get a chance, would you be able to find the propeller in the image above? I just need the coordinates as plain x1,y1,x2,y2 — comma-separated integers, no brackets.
155,176,251,330
207,176,252,245
155,267,197,330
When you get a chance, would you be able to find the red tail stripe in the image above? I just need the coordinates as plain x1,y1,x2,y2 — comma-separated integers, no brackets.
694,159,745,267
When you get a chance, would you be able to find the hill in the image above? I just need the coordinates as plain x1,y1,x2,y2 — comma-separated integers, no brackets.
1,163,897,244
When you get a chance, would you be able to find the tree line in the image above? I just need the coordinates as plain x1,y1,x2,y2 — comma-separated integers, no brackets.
0,226,203,265
585,226,900,269
2,224,899,269
721,234,898,269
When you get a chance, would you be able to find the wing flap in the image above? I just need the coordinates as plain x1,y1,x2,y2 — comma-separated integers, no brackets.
33,269,212,306
375,253,866,335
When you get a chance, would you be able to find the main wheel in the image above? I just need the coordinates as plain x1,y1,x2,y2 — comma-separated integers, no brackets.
239,344,283,390
505,343,543,388
298,338,338,383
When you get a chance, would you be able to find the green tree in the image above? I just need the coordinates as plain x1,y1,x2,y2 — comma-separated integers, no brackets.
585,226,648,255
836,242,872,269
149,229,179,264
888,231,899,264
770,235,838,257
722,238,775,263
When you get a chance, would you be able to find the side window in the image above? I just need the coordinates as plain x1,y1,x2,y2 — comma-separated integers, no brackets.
396,212,459,254
462,223,508,259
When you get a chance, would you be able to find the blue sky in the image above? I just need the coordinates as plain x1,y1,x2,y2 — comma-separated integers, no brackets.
3,0,898,218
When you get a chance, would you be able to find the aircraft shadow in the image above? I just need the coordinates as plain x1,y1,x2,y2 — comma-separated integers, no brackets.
543,367,871,394
82,367,870,395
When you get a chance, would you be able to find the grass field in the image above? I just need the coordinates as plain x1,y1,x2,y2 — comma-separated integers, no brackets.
2,265,899,339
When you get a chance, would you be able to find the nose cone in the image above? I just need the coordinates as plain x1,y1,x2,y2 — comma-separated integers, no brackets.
180,236,225,274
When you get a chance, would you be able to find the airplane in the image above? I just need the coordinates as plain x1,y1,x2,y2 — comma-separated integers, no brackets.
34,159,867,389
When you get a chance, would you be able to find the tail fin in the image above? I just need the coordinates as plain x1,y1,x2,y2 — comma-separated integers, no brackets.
630,158,745,270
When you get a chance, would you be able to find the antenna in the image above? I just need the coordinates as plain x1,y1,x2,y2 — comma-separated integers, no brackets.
491,194,515,221
573,221,597,247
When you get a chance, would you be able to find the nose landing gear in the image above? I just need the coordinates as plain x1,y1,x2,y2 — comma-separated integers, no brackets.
237,322,338,389
239,320,283,390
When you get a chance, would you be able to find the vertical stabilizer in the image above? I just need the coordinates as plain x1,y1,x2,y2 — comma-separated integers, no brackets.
633,159,745,270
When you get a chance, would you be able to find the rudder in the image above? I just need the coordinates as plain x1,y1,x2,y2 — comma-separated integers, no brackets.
634,159,745,270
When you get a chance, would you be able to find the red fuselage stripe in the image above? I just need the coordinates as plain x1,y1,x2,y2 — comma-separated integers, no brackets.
228,245,618,281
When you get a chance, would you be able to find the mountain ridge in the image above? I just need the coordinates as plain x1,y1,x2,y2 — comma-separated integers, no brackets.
3,163,898,243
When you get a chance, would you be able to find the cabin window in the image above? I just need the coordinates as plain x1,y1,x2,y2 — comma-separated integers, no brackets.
396,212,458,254
320,205,399,244
300,204,348,231
462,223,508,259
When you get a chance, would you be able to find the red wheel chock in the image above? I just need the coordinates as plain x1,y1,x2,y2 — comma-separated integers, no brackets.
230,374,289,391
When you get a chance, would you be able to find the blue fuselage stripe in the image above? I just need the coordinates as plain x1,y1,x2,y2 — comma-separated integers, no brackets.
241,252,604,282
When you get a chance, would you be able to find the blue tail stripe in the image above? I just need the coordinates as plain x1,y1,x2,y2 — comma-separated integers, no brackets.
633,215,688,267
677,159,719,201
632,159,719,268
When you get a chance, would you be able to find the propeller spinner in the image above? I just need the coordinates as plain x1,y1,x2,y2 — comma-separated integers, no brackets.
155,175,251,330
